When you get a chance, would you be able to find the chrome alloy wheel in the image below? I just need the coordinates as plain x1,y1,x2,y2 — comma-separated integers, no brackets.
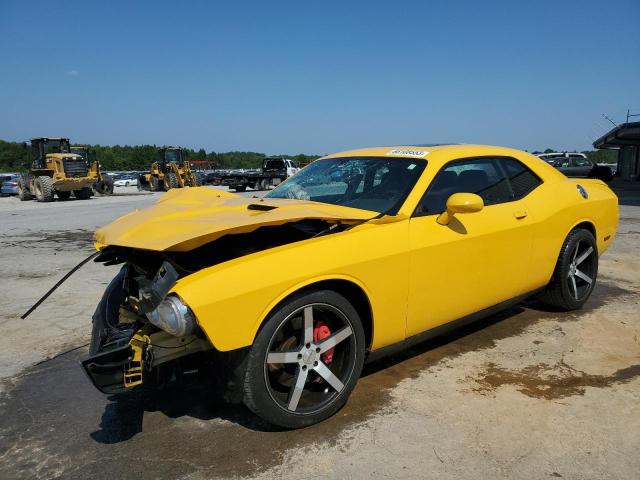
567,240,596,301
264,303,357,414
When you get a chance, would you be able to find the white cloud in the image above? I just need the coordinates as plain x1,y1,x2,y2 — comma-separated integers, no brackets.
66,70,79,76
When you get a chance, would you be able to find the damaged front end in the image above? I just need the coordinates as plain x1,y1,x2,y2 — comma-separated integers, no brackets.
82,218,353,394
81,260,211,394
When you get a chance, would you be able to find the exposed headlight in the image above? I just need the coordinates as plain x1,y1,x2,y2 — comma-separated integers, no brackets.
146,295,196,337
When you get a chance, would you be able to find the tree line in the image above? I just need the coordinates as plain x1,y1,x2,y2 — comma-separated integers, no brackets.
0,139,618,173
0,139,321,172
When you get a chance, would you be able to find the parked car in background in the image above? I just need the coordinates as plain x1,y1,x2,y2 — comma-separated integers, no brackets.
113,175,138,187
535,152,613,181
1,174,20,196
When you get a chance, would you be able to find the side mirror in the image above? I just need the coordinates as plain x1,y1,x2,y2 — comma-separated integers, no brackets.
437,193,484,225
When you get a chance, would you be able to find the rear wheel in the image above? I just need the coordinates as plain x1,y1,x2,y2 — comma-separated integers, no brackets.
243,290,365,429
538,228,598,310
56,190,72,201
74,187,93,200
34,176,54,202
17,174,32,201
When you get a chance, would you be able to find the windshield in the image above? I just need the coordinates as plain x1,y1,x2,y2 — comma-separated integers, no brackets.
265,156,426,214
164,150,181,162
42,139,70,155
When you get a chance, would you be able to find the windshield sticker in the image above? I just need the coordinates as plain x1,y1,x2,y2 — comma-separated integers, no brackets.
387,149,428,158
407,163,417,170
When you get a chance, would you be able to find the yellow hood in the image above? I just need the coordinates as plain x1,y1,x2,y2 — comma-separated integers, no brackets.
95,187,377,252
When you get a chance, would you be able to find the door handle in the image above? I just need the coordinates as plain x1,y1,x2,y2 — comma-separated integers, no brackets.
514,210,528,219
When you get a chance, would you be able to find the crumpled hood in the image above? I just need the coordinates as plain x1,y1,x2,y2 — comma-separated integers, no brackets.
95,187,376,252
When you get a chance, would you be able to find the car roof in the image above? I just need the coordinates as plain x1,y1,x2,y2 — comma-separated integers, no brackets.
321,144,535,167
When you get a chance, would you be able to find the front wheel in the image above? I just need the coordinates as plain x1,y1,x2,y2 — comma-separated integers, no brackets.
164,172,179,190
538,228,598,310
243,290,365,429
150,176,162,192
34,176,54,202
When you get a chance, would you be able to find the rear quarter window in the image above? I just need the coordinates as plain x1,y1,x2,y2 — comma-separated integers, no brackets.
501,158,542,199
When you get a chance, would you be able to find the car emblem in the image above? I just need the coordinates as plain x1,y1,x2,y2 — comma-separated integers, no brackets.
577,184,588,199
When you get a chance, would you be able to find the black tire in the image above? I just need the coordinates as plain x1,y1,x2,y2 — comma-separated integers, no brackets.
74,187,93,199
103,176,114,195
538,228,598,310
243,289,365,429
34,176,54,202
165,172,179,190
17,174,32,201
56,190,72,201
150,175,162,192
94,177,114,195
235,185,247,192
193,172,204,187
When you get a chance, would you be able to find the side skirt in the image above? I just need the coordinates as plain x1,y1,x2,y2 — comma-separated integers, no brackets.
365,288,543,364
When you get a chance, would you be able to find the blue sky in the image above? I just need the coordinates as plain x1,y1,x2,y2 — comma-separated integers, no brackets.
1,0,638,154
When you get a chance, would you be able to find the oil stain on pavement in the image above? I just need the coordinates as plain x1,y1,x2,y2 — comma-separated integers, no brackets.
0,282,634,480
470,360,640,400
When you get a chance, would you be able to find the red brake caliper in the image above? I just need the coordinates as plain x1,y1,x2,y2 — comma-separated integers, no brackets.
313,320,334,364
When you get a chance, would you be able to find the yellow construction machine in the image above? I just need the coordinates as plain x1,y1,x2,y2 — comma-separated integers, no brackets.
18,137,100,202
70,145,114,195
138,147,202,191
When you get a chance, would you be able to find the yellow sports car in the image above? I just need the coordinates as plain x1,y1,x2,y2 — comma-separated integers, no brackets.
83,144,618,428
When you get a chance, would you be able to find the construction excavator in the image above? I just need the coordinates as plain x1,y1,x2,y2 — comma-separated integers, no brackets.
138,147,202,191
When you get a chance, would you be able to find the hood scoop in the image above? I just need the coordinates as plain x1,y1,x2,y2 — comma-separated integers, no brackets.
247,203,278,211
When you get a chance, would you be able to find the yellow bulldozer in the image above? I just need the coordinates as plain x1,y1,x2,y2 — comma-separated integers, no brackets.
138,147,202,191
17,137,103,202
70,145,114,195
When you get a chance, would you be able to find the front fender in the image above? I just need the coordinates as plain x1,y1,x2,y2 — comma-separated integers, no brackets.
171,221,410,352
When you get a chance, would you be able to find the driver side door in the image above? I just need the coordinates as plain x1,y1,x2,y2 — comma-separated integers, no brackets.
406,156,538,337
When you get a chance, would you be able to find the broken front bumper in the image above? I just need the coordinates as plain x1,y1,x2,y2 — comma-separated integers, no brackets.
81,343,135,394
82,264,145,394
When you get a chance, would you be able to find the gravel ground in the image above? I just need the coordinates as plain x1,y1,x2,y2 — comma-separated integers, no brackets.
0,184,638,480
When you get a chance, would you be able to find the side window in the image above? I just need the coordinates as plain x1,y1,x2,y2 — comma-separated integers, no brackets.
415,157,542,216
572,157,591,167
500,158,542,199
415,158,512,216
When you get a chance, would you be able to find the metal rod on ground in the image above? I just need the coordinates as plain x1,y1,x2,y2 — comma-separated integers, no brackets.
20,251,100,319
